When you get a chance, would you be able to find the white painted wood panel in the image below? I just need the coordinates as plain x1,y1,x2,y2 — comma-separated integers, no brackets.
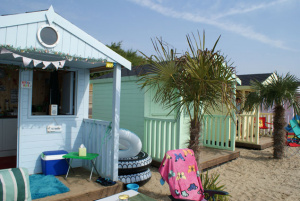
0,28,7,44
5,26,18,47
16,25,28,47
69,35,79,56
60,28,71,54
76,40,86,57
25,23,38,49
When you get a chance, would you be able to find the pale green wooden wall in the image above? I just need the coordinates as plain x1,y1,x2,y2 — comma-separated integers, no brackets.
91,76,145,143
144,86,190,149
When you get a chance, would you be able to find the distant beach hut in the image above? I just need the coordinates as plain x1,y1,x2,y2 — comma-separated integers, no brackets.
236,72,297,145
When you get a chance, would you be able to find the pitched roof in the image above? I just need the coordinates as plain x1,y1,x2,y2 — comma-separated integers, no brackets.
237,73,273,86
0,6,131,70
94,64,241,86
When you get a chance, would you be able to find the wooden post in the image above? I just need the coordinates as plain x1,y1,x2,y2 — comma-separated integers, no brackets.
255,105,260,144
230,82,237,151
111,64,121,181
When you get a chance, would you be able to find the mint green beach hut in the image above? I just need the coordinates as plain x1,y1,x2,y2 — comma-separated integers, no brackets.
91,65,241,162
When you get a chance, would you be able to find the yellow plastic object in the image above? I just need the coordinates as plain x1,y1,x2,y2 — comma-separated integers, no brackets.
118,194,129,200
106,62,114,68
79,148,86,156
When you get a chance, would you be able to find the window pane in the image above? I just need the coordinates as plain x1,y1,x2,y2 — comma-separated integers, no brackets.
40,27,58,45
32,70,75,115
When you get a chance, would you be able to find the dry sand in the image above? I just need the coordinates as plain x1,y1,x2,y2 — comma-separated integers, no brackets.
139,147,300,201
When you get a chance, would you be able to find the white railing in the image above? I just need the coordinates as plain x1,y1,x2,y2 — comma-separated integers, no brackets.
144,117,179,161
202,115,235,151
82,119,115,180
259,113,274,136
236,114,259,144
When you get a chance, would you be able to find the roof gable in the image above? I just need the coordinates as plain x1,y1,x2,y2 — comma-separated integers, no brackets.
0,6,131,70
237,73,273,86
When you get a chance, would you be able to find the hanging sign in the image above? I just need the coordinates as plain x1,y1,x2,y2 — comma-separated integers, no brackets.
21,81,32,88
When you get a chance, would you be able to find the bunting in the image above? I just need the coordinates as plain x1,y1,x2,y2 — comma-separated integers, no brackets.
0,47,66,70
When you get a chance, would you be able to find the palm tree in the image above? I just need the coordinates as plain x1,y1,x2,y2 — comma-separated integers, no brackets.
139,32,236,160
244,72,300,159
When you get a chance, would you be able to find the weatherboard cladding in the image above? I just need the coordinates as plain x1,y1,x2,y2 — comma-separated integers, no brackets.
92,76,145,144
18,68,89,174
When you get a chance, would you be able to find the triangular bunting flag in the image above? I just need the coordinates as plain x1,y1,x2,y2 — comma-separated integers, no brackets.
51,60,66,69
12,53,21,58
52,61,60,69
0,48,12,54
23,57,32,66
33,60,42,66
59,60,66,68
42,61,51,69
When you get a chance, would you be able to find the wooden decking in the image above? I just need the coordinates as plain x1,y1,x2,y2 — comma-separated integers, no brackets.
151,147,240,170
236,136,273,150
199,147,240,170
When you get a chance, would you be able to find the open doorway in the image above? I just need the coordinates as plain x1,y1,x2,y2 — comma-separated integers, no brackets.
0,66,19,169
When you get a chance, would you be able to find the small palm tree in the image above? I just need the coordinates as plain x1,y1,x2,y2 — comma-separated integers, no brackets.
244,72,300,159
139,31,236,160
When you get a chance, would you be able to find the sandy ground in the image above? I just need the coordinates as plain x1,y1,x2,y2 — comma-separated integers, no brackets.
139,147,300,201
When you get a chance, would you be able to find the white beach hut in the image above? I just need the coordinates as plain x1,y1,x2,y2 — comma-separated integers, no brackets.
0,6,131,180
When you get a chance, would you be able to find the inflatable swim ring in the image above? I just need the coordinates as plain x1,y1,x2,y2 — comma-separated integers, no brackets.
118,168,152,184
118,129,152,185
118,151,152,175
119,129,142,159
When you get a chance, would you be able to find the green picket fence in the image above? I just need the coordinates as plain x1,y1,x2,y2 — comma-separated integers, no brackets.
144,117,180,161
202,115,236,151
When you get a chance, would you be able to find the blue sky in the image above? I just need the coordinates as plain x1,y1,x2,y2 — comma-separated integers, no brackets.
1,0,299,78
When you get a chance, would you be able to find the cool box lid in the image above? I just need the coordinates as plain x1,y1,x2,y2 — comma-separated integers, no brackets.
41,150,68,160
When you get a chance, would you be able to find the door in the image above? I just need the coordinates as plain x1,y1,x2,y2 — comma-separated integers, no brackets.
61,72,74,115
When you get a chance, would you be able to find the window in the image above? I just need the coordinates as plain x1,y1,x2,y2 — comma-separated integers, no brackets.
32,70,76,115
37,25,60,48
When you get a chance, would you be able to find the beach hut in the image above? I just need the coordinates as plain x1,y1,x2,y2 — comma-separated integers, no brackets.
235,72,295,146
0,6,131,181
91,65,240,162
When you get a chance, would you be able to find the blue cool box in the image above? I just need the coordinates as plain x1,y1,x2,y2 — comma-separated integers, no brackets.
41,150,69,176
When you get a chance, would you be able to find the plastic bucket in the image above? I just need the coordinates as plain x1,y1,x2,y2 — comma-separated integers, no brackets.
126,183,139,192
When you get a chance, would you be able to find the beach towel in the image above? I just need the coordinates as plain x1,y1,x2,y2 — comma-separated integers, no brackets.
159,149,205,201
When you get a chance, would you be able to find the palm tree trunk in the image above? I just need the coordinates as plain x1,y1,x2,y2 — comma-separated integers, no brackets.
273,104,286,159
188,119,201,163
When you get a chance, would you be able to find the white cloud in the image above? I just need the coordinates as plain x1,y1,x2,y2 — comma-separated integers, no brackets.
129,0,292,50
213,0,289,19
